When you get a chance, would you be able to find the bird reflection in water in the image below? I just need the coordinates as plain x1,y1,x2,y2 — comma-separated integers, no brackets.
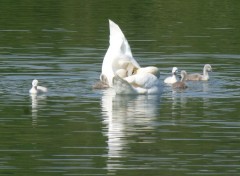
170,81,211,119
30,94,47,126
101,88,161,174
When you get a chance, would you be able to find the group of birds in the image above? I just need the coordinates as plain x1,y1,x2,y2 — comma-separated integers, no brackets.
164,64,212,89
93,20,212,94
29,20,212,95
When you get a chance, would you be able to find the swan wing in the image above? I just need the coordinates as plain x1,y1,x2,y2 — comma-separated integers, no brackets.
37,86,48,93
113,75,138,94
113,73,161,95
126,73,160,89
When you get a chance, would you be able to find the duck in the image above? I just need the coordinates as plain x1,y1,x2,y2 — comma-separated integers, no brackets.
172,70,188,89
186,64,212,81
29,79,48,94
99,19,140,87
164,67,178,84
113,67,161,95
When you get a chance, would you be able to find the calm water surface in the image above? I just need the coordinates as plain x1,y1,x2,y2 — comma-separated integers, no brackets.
0,1,240,176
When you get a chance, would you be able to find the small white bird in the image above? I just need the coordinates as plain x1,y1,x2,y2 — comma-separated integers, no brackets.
29,79,47,94
164,67,178,84
186,64,212,81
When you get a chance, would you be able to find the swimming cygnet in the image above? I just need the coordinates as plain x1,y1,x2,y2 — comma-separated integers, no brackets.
29,79,48,94
186,64,212,81
92,75,110,89
172,70,188,89
164,67,178,84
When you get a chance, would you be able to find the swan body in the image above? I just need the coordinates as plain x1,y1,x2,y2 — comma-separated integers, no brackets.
113,72,161,95
172,70,188,89
29,79,47,94
164,67,178,84
186,64,212,81
100,20,140,87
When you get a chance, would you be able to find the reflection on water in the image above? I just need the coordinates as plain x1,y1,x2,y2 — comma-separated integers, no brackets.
101,89,161,173
30,94,47,126
0,0,240,175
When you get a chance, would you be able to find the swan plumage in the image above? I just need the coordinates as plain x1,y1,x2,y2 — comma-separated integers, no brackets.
113,69,161,95
100,20,140,87
29,79,47,94
164,67,178,84
186,64,212,81
96,20,162,94
172,70,188,89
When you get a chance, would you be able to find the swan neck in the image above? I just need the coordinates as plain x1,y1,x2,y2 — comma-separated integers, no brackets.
181,75,186,82
203,67,208,77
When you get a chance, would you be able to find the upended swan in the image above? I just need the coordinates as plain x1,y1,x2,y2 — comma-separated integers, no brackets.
94,20,161,94
186,64,212,81
95,19,140,88
29,79,47,94
172,70,188,89
164,67,178,84
113,71,161,95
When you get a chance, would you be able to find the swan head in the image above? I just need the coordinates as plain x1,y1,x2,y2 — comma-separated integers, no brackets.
172,67,178,75
32,79,38,87
204,64,212,72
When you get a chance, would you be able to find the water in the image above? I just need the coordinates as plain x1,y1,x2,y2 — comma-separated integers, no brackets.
0,1,240,175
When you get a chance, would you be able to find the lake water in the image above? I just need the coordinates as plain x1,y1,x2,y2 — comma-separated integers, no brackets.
0,1,240,176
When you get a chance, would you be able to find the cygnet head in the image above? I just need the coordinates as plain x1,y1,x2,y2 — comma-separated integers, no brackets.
204,64,212,72
172,67,178,75
32,79,38,87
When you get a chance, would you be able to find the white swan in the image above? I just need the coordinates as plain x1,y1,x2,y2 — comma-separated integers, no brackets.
186,64,212,81
29,79,47,94
100,20,140,87
113,67,161,95
172,70,188,89
164,67,178,84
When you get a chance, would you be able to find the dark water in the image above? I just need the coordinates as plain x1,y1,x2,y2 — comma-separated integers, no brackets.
0,1,240,175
